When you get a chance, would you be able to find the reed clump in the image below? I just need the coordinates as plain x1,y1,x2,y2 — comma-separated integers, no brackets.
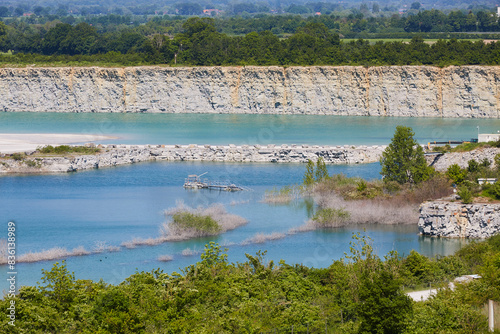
17,246,91,263
161,202,248,239
240,232,286,245
310,174,453,227
262,185,303,204
157,255,174,262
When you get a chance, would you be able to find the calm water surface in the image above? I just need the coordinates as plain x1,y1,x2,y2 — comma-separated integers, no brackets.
0,113,479,292
1,112,500,145
0,161,467,292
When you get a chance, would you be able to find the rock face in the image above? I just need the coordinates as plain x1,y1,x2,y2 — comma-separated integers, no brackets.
419,201,500,238
428,147,500,171
0,144,385,173
2,66,500,117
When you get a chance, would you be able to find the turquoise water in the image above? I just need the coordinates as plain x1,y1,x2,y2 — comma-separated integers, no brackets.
1,112,499,145
0,113,478,293
0,161,467,292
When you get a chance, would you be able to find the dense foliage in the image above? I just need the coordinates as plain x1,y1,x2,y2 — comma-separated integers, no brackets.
2,235,499,333
381,126,432,185
2,13,500,66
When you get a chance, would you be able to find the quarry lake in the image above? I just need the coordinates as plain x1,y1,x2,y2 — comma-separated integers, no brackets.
2,112,500,145
0,112,491,292
1,161,467,291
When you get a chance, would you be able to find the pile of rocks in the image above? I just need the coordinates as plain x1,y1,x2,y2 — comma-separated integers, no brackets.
0,143,386,173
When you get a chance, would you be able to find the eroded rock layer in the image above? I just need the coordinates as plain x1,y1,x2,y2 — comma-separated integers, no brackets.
2,66,500,117
419,201,500,238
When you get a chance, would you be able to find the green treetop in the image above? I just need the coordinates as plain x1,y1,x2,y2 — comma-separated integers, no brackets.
381,126,432,184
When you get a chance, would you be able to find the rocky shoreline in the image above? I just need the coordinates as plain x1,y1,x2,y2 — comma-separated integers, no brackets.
419,201,500,238
0,143,386,173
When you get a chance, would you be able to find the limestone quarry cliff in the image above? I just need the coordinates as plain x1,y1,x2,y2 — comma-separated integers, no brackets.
2,65,500,117
419,201,500,238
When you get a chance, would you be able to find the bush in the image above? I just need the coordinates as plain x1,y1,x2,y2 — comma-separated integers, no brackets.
171,212,221,236
458,187,473,204
37,145,100,154
312,208,350,227
446,164,467,184
491,182,500,200
467,159,479,173
10,153,23,161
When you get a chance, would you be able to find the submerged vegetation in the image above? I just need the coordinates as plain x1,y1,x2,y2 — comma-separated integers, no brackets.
2,235,500,333
162,202,248,239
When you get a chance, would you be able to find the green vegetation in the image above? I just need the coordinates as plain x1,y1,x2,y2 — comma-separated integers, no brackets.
303,159,316,186
37,145,100,155
2,235,500,333
170,212,222,236
312,207,350,227
303,157,330,187
315,157,329,182
263,185,302,204
433,140,500,153
381,126,432,185
315,173,385,200
443,157,500,202
458,187,473,204
9,152,23,161
2,14,500,67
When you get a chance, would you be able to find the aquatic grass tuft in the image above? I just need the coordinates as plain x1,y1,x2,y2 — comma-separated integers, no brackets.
262,185,303,204
161,202,248,239
158,254,174,262
240,232,287,245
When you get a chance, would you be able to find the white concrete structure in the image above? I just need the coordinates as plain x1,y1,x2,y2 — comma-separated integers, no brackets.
478,133,500,142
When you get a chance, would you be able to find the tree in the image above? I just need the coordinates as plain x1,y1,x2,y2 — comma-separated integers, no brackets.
315,157,329,181
0,6,9,17
411,2,421,10
380,126,431,184
303,159,315,186
446,164,467,184
358,269,413,333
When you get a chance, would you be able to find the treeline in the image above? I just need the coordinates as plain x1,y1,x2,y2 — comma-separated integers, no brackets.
4,9,500,36
2,18,500,67
1,236,499,333
0,0,495,18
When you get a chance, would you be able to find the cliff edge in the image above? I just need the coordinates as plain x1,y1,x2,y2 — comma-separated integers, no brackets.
2,65,500,117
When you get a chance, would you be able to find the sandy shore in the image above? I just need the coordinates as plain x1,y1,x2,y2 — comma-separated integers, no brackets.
0,133,117,153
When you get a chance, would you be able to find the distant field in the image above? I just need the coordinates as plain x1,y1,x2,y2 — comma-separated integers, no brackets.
341,38,491,44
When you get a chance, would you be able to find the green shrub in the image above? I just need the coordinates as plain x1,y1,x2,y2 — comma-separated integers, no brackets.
38,145,100,155
446,164,467,184
357,180,368,192
491,182,500,200
312,208,350,227
467,159,479,173
171,212,221,235
24,159,40,168
458,187,473,204
10,153,23,161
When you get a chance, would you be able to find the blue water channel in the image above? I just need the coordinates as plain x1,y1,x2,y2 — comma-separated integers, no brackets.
0,113,479,292
1,112,500,145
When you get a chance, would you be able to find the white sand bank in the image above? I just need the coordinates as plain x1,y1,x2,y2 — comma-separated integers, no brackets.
0,133,116,153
